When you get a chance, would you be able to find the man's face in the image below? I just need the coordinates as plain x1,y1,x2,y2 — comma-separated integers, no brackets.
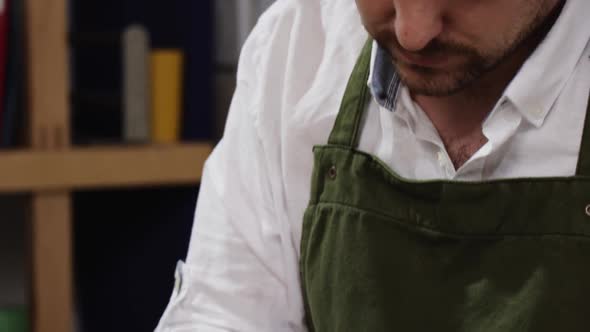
355,0,560,96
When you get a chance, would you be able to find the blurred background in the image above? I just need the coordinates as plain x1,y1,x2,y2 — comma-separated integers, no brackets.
0,0,275,331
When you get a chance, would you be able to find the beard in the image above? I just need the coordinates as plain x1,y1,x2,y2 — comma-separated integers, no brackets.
374,3,560,97
388,39,496,97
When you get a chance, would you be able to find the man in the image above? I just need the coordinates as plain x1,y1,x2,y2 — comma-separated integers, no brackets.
157,0,590,330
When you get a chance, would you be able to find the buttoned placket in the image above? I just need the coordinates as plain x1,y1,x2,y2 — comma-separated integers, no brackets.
394,88,524,181
396,87,458,179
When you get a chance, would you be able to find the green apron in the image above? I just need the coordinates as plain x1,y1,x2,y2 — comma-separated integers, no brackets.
300,40,590,331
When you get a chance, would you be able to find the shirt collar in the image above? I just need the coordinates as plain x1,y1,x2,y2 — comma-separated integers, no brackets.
367,41,400,112
368,0,590,127
504,0,590,128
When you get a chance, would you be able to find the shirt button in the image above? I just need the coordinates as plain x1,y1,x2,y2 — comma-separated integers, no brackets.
437,151,446,165
533,107,545,117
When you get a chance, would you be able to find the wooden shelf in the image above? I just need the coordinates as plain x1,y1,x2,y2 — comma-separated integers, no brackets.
0,143,213,193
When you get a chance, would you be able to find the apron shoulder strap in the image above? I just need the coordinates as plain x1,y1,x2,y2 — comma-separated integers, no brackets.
327,38,373,148
575,92,590,176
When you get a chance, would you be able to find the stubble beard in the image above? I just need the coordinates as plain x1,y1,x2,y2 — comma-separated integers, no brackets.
380,4,555,97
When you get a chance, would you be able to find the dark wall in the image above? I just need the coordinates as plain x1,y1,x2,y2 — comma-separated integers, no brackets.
74,186,198,332
0,195,28,308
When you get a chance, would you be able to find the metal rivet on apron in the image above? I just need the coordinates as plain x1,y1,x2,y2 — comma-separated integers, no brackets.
328,165,337,179
585,204,590,217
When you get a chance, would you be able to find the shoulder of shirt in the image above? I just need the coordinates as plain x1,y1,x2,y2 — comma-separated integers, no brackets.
234,0,368,132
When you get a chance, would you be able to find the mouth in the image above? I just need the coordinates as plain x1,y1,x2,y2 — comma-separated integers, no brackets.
394,49,452,68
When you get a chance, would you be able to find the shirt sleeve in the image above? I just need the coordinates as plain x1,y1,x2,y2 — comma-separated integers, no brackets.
155,4,303,332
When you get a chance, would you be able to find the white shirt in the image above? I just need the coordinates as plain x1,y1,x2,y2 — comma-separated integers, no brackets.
156,0,590,331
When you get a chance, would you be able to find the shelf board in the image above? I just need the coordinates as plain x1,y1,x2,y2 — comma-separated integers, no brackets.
0,143,213,192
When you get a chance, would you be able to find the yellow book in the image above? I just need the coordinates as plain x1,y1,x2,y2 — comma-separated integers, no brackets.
150,49,184,144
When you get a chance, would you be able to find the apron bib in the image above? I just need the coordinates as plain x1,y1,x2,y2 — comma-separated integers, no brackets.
300,40,590,332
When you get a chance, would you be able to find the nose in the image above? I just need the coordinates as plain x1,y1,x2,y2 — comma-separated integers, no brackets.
393,1,444,52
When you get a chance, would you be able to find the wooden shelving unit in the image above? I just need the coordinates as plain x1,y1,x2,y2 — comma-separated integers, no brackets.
2,1,214,331
0,144,212,192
